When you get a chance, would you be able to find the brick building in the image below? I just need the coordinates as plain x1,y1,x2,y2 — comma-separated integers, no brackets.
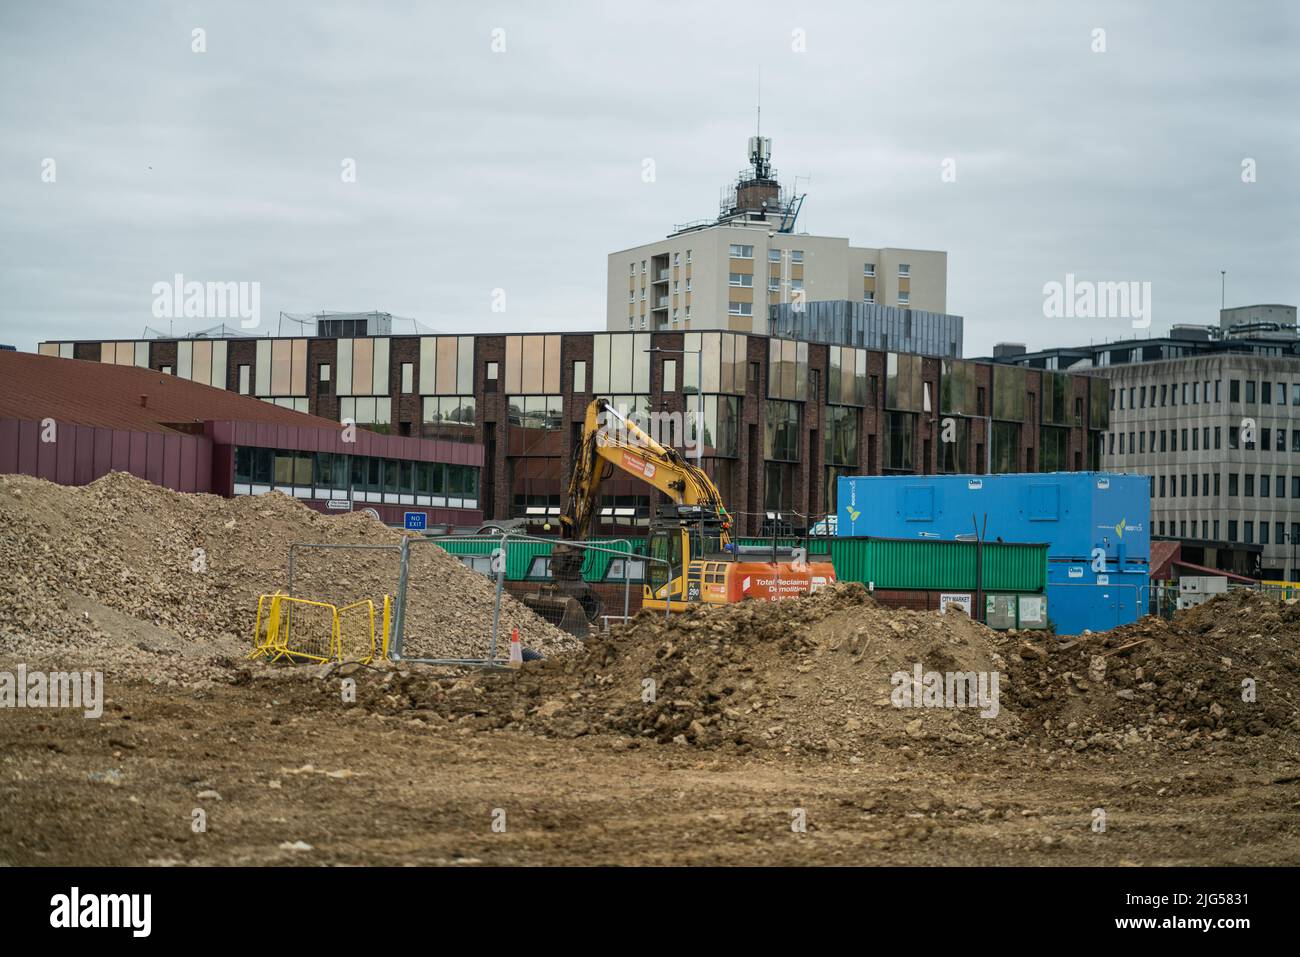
3,350,483,528
39,328,1107,535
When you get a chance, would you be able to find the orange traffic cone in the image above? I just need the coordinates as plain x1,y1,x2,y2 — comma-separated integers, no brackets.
508,626,523,668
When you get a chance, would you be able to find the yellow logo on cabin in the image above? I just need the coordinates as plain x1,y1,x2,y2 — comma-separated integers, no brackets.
1114,518,1126,538
847,506,861,522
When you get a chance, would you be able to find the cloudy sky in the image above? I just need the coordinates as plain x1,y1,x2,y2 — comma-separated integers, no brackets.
1,0,1295,356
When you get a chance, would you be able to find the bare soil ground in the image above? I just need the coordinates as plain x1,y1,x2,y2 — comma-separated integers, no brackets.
2,668,1297,866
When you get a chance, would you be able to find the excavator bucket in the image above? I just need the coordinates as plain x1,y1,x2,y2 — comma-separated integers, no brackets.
521,589,592,639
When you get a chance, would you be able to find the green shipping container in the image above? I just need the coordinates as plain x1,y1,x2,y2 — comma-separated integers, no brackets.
828,537,1047,593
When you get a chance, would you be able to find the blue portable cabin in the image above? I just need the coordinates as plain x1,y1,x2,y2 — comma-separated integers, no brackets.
835,472,1150,635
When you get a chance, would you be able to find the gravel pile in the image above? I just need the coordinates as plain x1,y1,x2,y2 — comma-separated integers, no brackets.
0,471,577,681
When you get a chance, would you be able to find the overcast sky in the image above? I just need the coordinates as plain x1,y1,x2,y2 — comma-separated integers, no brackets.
1,0,1296,357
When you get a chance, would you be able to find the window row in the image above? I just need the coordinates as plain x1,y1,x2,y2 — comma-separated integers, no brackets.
232,446,478,499
1155,472,1300,500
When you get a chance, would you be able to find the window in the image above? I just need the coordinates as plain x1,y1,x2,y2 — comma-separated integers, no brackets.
663,359,677,393
507,395,562,429
1263,382,1273,404
573,360,587,394
1246,380,1256,403
1228,473,1238,496
238,364,251,395
864,291,875,304
769,249,781,263
884,411,915,471
161,365,173,375
1230,379,1240,402
728,272,753,287
1245,474,1255,496
486,361,498,380
401,362,413,394
898,292,910,305
728,244,754,259
898,263,910,277
864,263,876,277
729,301,753,316
1228,520,1238,541
764,400,800,462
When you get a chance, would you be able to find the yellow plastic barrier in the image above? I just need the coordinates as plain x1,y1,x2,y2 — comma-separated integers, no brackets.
250,594,393,664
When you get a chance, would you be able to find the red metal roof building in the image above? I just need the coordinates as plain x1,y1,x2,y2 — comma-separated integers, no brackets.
0,351,483,527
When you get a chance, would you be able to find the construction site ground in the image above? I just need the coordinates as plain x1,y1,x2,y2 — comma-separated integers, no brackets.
3,668,1298,866
2,474,1298,866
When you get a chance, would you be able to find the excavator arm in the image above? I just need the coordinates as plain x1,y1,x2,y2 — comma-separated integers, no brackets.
522,397,732,635
560,398,728,541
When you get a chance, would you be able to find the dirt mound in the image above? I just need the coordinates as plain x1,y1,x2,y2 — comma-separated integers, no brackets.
0,471,577,678
380,583,1023,753
1003,590,1300,752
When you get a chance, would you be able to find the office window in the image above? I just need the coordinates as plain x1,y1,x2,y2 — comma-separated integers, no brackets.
728,301,753,316
898,292,910,305
573,360,587,394
1246,474,1255,496
898,263,910,277
728,244,754,259
238,364,251,395
864,263,876,277
401,362,413,394
1246,380,1256,403
1261,523,1270,545
1213,473,1220,496
1263,382,1273,404
1278,475,1286,498
663,359,676,393
1215,426,1221,449
1228,520,1239,540
728,272,754,287
1229,473,1239,496
1159,475,1166,497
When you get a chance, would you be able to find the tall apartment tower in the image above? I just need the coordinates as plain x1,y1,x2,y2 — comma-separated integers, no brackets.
607,136,948,335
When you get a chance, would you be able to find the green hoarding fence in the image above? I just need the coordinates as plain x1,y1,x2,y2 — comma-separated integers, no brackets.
429,536,645,582
828,537,1047,593
735,537,832,556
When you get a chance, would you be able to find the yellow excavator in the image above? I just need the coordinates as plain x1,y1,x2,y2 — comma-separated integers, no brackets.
523,398,835,632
